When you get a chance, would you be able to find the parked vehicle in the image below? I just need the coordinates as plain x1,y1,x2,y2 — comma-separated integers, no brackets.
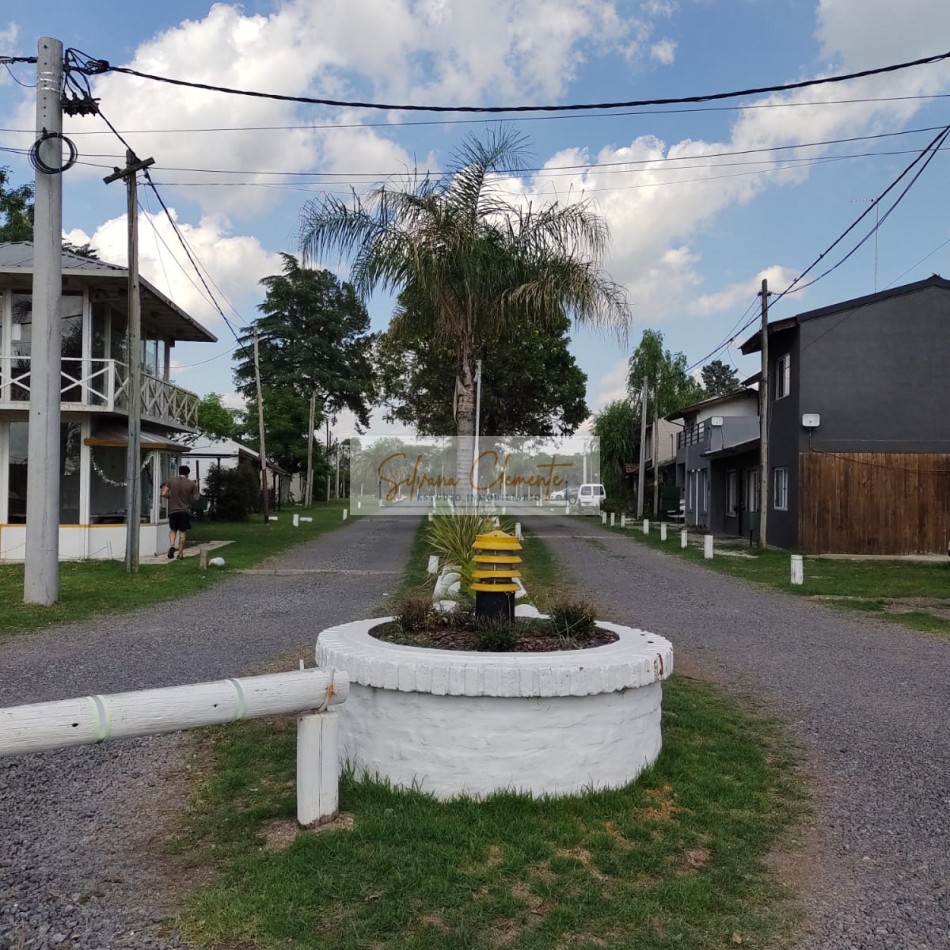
572,483,606,513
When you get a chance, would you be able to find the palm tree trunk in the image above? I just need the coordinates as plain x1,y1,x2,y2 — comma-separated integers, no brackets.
455,357,477,500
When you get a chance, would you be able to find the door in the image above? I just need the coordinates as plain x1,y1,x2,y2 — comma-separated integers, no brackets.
741,467,760,535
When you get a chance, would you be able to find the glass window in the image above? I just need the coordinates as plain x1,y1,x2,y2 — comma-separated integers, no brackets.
726,470,737,516
59,422,82,523
774,467,789,511
141,452,155,523
775,354,791,400
746,468,760,513
61,295,84,401
8,421,28,523
699,469,708,513
11,294,31,402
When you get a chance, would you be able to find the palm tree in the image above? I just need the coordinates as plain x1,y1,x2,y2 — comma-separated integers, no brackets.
298,128,630,484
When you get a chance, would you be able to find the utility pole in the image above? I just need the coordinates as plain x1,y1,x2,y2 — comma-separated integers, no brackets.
325,417,331,505
24,37,64,604
758,278,771,548
473,359,482,505
335,441,341,499
636,384,648,518
652,385,660,519
105,150,155,573
852,197,880,292
305,391,316,507
252,327,270,522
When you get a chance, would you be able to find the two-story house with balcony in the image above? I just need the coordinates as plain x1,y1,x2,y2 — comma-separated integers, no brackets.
0,242,216,560
667,388,760,534
739,274,950,554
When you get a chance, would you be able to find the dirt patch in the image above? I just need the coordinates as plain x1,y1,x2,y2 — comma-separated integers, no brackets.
417,912,450,933
556,848,609,881
485,844,505,868
489,918,521,947
260,812,354,851
681,847,711,873
604,820,634,849
511,881,550,916
370,620,619,652
642,784,678,821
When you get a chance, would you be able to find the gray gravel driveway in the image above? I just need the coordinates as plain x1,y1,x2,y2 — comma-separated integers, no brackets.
523,516,949,950
0,515,418,950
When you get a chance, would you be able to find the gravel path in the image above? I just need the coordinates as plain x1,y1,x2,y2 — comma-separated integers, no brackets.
523,517,950,950
0,515,418,950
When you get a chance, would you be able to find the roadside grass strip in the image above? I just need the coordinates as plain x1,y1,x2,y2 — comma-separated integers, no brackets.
602,520,950,637
0,503,349,639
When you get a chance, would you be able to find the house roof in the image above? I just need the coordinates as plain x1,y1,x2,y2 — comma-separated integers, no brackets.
85,422,193,452
0,242,218,344
739,274,950,355
186,437,289,475
665,387,758,422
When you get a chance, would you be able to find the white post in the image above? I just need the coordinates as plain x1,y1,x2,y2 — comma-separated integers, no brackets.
791,554,804,585
601,511,607,525
660,523,668,542
357,501,361,510
609,513,615,527
681,528,688,549
342,509,348,521
427,555,439,575
515,522,522,540
621,515,626,528
24,37,64,605
296,710,340,826
704,534,714,559
643,519,650,534
293,513,300,527
428,512,434,522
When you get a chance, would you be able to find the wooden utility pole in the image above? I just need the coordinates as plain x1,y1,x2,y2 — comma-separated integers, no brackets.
758,278,771,547
636,384,649,518
252,327,270,522
105,150,155,573
325,417,331,505
24,37,64,604
305,391,316,507
652,385,660,519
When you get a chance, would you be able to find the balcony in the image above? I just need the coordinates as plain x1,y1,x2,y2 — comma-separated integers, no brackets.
676,421,708,449
0,356,199,430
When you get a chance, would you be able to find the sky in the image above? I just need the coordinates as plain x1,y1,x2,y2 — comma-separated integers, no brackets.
3,0,950,441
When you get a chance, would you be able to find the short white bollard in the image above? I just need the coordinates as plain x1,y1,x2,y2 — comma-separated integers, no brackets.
791,554,804,586
704,534,714,559
680,528,688,549
300,516,313,523
501,506,506,515
660,522,667,542
515,522,522,540
427,555,440,575
428,512,434,522
620,515,626,528
357,501,362,510
268,515,278,522
293,513,300,527
610,513,615,527
643,519,649,535
296,710,340,826
342,510,348,521
601,511,607,525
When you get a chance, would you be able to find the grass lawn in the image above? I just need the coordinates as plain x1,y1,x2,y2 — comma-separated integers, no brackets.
601,520,950,637
0,502,349,640
172,515,809,950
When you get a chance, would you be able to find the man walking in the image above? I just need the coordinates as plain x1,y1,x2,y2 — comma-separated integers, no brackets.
162,465,199,559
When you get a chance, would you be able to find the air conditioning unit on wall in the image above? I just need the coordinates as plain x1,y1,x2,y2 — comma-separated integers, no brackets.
802,413,821,429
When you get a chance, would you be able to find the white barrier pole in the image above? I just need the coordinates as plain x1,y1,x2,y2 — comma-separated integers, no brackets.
268,515,278,522
293,513,300,527
791,554,804,585
660,523,667,542
297,710,339,826
680,528,688,549
643,519,649,535
601,512,607,525
704,534,714,559
428,512,434,522
342,510,348,521
610,513,615,527
427,555,439,575
620,515,626,528
515,522,522,539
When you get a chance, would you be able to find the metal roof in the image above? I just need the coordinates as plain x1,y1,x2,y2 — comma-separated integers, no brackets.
0,242,217,344
665,387,758,422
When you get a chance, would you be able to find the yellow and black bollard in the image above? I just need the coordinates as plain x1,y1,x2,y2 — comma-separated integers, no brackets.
471,529,522,622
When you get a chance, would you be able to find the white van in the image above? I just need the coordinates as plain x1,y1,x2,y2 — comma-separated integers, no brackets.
573,483,606,512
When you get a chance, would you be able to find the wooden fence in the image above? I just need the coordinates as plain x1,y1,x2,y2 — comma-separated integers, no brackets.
800,452,950,554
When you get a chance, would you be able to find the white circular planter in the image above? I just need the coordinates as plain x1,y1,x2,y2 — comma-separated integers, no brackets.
316,619,674,800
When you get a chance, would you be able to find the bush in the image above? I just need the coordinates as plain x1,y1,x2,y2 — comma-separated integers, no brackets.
473,618,521,652
394,590,436,633
237,463,263,513
205,466,254,521
547,599,597,646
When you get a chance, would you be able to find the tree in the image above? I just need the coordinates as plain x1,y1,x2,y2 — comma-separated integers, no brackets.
591,399,638,499
701,359,740,396
376,296,589,437
627,329,703,417
0,167,34,242
237,387,312,475
233,253,375,428
299,128,628,480
195,393,240,442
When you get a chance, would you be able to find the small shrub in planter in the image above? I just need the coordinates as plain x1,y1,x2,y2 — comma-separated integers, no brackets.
473,618,521,652
547,600,597,647
394,590,436,633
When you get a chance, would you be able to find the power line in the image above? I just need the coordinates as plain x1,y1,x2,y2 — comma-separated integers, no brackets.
88,48,950,114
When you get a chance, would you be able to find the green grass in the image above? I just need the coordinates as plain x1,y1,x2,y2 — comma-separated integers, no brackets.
0,502,349,640
600,520,950,637
174,676,806,950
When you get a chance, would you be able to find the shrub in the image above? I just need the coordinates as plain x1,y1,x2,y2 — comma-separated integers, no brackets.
204,466,253,521
547,600,597,646
394,590,436,633
473,618,521,652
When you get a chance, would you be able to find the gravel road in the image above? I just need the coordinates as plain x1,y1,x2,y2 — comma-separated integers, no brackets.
0,515,418,950
523,516,950,950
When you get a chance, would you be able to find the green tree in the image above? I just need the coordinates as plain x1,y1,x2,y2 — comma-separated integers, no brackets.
376,297,589,437
237,387,312,475
0,167,34,242
627,329,703,417
299,129,628,479
234,253,375,427
591,399,638,498
195,393,239,442
701,359,740,396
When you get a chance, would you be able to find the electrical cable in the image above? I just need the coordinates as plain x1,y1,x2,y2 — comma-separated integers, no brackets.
4,63,36,87
88,48,950,114
28,130,78,174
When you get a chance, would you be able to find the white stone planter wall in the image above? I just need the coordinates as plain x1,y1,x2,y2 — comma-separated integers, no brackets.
316,620,673,800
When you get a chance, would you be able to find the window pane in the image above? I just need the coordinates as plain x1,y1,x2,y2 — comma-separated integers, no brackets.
61,295,84,401
60,422,82,523
11,294,31,402
90,446,127,524
8,421,28,523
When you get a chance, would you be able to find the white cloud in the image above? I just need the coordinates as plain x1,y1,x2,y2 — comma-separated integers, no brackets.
589,359,630,411
64,209,283,332
689,266,799,317
650,39,677,65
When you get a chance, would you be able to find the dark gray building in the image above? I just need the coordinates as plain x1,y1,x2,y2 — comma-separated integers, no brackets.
740,274,950,554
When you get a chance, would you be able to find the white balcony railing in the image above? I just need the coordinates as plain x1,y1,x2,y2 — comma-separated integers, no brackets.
0,356,199,430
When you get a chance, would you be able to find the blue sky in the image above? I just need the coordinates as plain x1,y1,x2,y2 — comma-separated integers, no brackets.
3,0,950,438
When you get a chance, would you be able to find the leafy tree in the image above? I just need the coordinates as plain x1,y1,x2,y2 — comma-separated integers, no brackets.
237,387,312,475
700,359,740,396
234,253,375,427
195,393,240,442
0,167,34,242
299,128,628,480
376,297,589,437
591,399,638,498
627,329,703,417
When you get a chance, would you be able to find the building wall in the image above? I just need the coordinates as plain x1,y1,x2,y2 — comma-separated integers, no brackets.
766,326,801,549
708,448,761,537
